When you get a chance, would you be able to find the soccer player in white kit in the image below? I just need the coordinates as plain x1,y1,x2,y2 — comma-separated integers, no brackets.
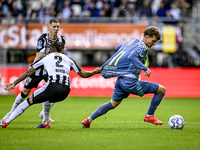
1,41,102,128
2,18,66,123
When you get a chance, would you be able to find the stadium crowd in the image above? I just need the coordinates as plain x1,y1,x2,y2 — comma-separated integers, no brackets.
0,0,192,24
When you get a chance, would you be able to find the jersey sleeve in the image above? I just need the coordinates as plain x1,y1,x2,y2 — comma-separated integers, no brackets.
61,36,66,45
36,34,46,53
32,56,46,70
128,45,148,71
115,43,123,51
68,57,82,73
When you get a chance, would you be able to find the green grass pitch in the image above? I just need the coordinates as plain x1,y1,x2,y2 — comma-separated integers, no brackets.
0,95,200,150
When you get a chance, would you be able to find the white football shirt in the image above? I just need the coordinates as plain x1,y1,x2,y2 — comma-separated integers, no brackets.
32,52,81,85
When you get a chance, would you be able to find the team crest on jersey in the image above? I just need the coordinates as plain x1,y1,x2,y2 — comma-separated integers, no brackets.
37,40,42,49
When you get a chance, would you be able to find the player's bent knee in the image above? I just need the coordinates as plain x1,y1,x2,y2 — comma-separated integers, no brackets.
28,95,34,105
110,99,121,108
22,88,31,96
157,85,166,94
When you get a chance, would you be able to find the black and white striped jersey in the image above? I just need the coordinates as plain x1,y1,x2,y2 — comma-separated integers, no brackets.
32,52,81,85
34,33,66,76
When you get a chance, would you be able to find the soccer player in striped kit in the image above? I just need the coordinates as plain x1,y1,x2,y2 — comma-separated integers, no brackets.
1,41,102,128
2,18,66,123
82,26,166,128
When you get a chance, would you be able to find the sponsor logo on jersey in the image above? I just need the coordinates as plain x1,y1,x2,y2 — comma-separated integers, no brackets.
37,40,42,49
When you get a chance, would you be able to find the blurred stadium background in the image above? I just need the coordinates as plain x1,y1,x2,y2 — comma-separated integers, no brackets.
0,0,199,97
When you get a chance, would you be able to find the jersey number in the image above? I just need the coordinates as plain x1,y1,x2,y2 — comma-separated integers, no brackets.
54,56,63,67
109,51,126,66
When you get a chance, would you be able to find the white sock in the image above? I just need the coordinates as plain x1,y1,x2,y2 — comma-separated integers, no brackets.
10,93,25,113
146,114,153,117
50,103,55,109
6,100,30,123
88,117,93,123
42,101,51,124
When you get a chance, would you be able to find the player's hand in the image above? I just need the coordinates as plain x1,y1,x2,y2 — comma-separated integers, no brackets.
145,68,151,77
4,83,15,91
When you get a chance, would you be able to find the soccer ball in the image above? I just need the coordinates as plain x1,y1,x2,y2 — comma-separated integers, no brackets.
168,115,185,129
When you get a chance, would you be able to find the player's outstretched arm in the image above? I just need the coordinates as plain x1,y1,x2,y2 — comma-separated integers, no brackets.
77,67,102,78
4,67,36,91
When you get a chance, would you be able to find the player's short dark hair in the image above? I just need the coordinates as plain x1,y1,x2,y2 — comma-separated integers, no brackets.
48,18,59,25
143,26,161,40
50,41,64,52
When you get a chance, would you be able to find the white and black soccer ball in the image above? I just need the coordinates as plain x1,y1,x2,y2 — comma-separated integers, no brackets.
168,115,185,129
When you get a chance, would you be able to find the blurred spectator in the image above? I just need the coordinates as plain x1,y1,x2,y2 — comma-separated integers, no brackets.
86,1,100,18
30,1,41,12
110,0,121,10
29,11,39,23
61,0,73,19
156,0,168,17
56,11,65,23
1,0,10,16
16,13,24,23
71,1,82,17
41,0,55,9
118,0,129,17
163,9,178,25
7,0,13,11
137,14,151,25
99,9,106,17
140,0,153,17
111,9,119,21
15,0,23,11
175,0,187,17
37,3,46,22
25,3,33,19
56,0,65,13
1,10,15,24
163,0,174,9
169,2,181,20
11,1,20,17
125,11,132,22
0,1,4,17
42,9,54,23
49,2,57,17
101,2,112,17
151,0,162,15
96,0,104,10
82,0,91,17
128,2,140,18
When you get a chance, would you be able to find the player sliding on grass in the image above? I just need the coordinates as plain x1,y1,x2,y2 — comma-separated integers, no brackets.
1,41,102,128
82,26,166,128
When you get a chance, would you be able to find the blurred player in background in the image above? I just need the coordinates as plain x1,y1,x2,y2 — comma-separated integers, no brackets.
1,41,102,128
82,26,166,128
2,18,65,123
